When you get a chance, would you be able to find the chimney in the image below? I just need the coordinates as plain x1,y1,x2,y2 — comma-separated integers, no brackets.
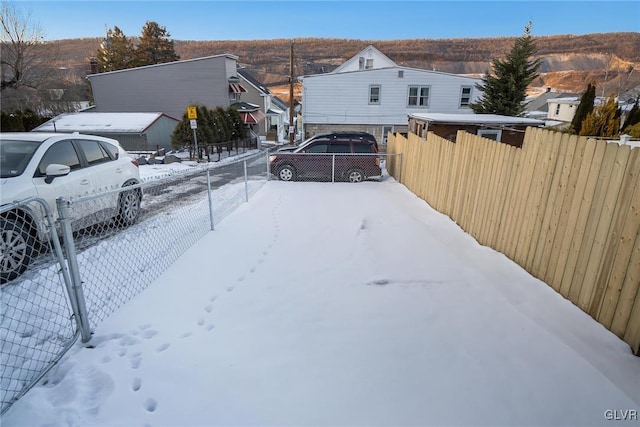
89,57,98,74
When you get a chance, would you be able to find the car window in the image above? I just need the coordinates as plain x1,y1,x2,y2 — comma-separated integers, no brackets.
353,143,374,153
76,139,112,165
328,143,351,153
0,140,40,178
36,140,81,176
99,141,119,160
304,143,329,153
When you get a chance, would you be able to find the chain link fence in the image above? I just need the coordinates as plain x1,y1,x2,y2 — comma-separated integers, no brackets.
1,198,78,414
0,151,269,413
268,152,388,183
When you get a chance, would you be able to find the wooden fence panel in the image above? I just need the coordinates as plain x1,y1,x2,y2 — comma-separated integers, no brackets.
611,185,640,340
622,229,640,355
530,132,572,278
586,145,632,318
595,149,640,327
555,137,599,297
564,139,608,302
575,142,621,311
385,129,640,355
543,134,582,290
487,145,514,248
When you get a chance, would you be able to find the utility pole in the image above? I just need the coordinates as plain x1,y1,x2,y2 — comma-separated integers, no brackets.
289,40,295,145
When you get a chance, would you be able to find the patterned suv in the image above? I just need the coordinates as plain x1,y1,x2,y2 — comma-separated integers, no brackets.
269,136,381,182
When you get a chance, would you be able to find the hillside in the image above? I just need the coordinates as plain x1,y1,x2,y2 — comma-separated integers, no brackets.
28,32,640,102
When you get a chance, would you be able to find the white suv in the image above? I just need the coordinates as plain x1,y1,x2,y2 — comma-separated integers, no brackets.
1,132,142,282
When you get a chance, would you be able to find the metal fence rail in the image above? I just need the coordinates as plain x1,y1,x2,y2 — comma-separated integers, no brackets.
0,151,269,414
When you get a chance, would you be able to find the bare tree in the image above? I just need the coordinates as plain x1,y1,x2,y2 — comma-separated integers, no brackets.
1,2,61,113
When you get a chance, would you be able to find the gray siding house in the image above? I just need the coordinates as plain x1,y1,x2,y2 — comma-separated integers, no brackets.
87,55,241,121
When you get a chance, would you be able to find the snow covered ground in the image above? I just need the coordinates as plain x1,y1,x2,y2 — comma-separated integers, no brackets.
2,172,640,426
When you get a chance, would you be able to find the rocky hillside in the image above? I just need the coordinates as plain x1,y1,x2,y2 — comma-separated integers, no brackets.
40,32,640,101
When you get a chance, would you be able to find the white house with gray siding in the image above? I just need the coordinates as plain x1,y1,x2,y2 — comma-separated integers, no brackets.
87,54,241,121
300,46,482,147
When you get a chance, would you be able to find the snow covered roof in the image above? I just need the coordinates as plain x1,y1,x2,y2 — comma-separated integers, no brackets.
409,113,545,126
32,112,179,133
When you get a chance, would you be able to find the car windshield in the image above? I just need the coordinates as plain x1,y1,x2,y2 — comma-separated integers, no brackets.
0,140,42,178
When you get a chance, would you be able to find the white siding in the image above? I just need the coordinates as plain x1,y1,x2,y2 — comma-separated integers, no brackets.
88,55,238,120
302,67,482,126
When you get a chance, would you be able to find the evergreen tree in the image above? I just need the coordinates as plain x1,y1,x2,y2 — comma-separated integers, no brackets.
570,83,596,134
470,22,542,116
579,95,621,137
622,97,640,132
227,107,246,139
136,21,179,66
96,26,137,72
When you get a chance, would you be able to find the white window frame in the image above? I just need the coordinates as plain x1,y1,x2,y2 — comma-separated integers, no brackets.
459,86,472,108
369,85,381,105
408,85,430,107
365,58,374,69
478,129,502,141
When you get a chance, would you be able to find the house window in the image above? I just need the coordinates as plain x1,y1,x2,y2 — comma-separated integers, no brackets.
555,104,561,115
369,85,381,104
408,86,430,107
478,129,502,141
365,59,374,69
398,70,404,78
460,86,472,108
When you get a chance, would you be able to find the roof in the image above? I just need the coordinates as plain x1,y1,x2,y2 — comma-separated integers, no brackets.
301,65,481,82
238,69,271,95
409,113,545,126
526,92,577,112
32,112,179,133
86,54,238,78
331,45,398,74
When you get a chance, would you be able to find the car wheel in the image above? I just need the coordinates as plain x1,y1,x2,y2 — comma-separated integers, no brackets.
278,165,296,181
0,218,35,283
346,168,365,183
115,183,142,227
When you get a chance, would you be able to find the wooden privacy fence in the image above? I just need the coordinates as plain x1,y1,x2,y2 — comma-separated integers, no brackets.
387,127,640,355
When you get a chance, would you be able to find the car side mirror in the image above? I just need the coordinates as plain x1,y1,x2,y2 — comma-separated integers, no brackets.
44,163,71,184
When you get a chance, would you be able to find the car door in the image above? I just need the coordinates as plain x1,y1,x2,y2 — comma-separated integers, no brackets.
32,139,94,220
73,139,122,215
298,141,330,179
326,141,352,179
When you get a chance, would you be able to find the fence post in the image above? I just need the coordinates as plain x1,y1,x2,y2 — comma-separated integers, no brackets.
244,160,249,202
332,154,336,183
266,151,271,181
206,169,215,230
56,197,92,343
398,153,403,183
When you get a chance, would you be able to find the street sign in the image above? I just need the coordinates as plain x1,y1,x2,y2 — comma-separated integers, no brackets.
187,106,197,120
190,119,197,129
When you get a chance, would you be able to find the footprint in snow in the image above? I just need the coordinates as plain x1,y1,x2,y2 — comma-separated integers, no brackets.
144,398,158,412
156,343,170,353
204,305,213,313
132,378,142,392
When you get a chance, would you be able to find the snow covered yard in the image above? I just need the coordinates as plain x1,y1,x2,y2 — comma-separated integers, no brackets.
2,179,639,427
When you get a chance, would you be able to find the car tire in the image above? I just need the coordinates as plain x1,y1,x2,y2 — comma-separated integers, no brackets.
278,165,296,181
1,217,35,283
115,182,142,227
346,168,365,183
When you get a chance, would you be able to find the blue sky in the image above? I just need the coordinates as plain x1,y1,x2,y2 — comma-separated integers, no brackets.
23,1,640,41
